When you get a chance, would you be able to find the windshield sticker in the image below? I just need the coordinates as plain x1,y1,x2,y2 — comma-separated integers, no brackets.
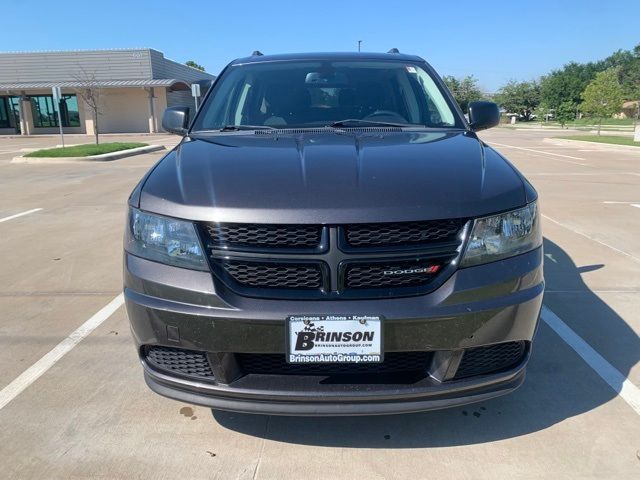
405,65,417,73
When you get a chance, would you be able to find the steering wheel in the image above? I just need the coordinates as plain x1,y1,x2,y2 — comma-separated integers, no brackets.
363,110,407,122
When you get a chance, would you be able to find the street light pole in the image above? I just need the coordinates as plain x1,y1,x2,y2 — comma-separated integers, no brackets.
52,86,64,148
357,40,362,52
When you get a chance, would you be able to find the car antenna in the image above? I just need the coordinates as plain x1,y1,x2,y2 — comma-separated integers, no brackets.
252,50,264,56
387,48,400,54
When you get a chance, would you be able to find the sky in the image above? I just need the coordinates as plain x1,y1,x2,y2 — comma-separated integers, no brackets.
3,0,638,92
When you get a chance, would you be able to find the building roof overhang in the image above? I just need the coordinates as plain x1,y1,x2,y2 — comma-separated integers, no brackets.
0,79,190,92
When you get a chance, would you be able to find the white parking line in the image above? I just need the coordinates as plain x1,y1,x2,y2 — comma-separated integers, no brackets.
0,208,43,223
546,290,640,294
602,201,640,209
488,142,588,165
530,172,639,177
541,306,640,415
0,294,124,410
542,214,640,264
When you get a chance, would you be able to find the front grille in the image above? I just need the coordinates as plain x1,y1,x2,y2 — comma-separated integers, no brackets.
144,346,214,378
345,219,464,247
203,223,322,249
199,219,467,299
346,260,442,289
454,341,526,379
237,352,432,375
222,261,323,289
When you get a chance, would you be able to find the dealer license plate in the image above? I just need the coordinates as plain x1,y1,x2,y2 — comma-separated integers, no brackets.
287,315,383,364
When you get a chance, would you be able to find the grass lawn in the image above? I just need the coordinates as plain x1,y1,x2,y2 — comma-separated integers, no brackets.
558,135,640,147
25,142,147,158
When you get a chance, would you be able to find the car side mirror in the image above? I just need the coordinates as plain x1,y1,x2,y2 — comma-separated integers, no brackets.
162,106,190,135
468,101,500,132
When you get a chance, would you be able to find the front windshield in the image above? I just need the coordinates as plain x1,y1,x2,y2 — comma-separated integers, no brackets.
191,60,461,131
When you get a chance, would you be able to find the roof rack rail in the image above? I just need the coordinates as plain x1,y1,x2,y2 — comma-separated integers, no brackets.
387,48,400,54
251,50,264,56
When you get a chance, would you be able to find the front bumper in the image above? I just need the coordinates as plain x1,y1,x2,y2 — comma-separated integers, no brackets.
124,247,543,415
144,361,527,415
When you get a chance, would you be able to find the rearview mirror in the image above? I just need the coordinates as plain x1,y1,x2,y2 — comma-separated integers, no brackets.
162,106,190,135
305,72,348,86
468,101,500,132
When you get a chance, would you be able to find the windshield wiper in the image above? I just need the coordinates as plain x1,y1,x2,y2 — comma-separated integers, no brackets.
328,119,416,128
219,124,277,131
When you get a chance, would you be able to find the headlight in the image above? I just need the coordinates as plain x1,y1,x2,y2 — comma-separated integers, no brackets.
461,202,541,267
125,208,207,270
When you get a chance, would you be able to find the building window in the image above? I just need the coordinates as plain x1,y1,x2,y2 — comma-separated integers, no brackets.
61,95,80,127
30,95,57,128
30,94,80,128
0,97,10,128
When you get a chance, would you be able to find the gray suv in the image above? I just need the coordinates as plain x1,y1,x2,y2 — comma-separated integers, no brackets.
124,51,543,415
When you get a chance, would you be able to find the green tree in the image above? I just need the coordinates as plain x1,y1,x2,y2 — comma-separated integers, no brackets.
620,45,640,100
601,45,640,100
185,60,205,72
540,62,599,109
494,80,540,121
555,101,576,128
540,44,640,109
442,75,484,113
581,68,625,135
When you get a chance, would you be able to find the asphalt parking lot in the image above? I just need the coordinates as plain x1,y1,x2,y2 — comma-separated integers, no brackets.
0,129,639,479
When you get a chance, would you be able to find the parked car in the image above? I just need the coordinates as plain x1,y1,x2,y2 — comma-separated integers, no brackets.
124,51,543,415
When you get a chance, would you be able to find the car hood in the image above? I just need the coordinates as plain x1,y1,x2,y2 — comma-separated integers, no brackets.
139,130,528,223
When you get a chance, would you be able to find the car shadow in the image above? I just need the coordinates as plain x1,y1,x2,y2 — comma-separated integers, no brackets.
212,238,639,447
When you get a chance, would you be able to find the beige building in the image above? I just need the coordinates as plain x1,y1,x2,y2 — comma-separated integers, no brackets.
0,48,215,136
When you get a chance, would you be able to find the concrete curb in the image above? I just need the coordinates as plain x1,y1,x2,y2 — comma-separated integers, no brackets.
543,137,640,153
499,126,633,135
2,133,173,139
11,145,166,164
498,126,575,132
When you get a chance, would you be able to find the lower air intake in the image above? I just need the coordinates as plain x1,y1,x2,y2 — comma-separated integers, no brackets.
454,341,526,379
237,352,432,375
144,346,214,378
